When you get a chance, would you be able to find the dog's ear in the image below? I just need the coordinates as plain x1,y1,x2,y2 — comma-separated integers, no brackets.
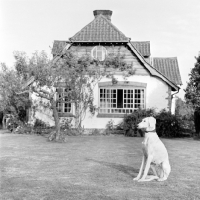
146,117,156,131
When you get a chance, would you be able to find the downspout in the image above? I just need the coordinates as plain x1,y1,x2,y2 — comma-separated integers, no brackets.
171,87,180,114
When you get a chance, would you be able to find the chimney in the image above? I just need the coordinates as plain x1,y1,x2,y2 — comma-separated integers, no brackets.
93,10,112,21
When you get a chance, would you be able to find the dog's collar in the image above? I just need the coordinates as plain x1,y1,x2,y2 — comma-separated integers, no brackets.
145,129,156,133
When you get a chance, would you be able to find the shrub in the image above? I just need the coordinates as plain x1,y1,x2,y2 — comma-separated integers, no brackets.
60,118,73,130
121,108,186,138
123,108,155,137
155,109,183,138
106,119,114,131
34,118,49,128
33,119,50,135
6,115,20,132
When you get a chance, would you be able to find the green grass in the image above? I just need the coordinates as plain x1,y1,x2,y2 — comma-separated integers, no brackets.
0,131,200,200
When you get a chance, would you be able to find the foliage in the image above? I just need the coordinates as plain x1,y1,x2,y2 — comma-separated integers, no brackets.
13,51,29,81
184,54,200,137
175,97,194,120
123,108,156,137
106,119,114,130
6,114,20,132
175,97,195,136
156,109,183,138
34,118,50,128
185,54,200,109
121,108,187,138
32,119,51,135
14,49,134,141
106,119,115,131
0,64,31,123
13,50,100,141
60,118,73,130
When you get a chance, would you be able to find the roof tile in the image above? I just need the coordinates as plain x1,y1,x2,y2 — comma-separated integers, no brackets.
131,41,150,57
69,14,129,42
152,57,182,85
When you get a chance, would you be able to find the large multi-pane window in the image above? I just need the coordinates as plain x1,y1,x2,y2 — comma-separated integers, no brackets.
56,88,71,113
99,88,145,114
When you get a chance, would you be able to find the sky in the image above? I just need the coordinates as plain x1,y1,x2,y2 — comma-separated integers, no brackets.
1,0,200,99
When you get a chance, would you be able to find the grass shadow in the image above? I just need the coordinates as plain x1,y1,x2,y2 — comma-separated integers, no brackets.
85,158,138,178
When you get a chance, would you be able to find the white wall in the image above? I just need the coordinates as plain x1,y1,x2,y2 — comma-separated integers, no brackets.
29,74,170,129
82,74,170,129
29,92,55,126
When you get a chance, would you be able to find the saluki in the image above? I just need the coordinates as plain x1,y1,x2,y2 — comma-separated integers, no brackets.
133,117,171,182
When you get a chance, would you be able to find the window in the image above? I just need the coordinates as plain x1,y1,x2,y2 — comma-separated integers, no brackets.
56,88,71,113
99,88,145,114
91,46,107,61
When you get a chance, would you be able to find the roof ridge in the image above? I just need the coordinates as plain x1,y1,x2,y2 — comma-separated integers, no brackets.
69,14,129,42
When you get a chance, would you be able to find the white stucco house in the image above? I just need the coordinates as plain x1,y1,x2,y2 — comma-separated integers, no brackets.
26,10,182,131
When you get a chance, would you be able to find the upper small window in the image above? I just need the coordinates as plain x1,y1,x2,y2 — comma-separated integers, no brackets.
91,46,107,61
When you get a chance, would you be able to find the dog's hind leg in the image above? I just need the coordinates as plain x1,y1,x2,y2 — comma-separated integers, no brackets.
138,165,159,182
150,165,158,177
157,160,171,181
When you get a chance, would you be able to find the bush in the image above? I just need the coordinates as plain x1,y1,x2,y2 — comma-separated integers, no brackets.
123,108,155,137
121,108,186,138
106,119,115,131
60,118,73,130
33,119,51,135
155,109,183,138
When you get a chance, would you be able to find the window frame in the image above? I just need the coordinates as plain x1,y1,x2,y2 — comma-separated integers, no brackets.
98,87,146,115
56,88,72,114
91,46,107,61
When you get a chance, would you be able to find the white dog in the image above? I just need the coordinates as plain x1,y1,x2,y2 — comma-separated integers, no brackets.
133,117,171,182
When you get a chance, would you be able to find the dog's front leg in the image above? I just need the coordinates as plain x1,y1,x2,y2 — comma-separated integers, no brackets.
138,155,153,182
133,156,146,181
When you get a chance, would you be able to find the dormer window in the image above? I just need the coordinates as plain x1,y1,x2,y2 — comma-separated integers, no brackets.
91,46,107,61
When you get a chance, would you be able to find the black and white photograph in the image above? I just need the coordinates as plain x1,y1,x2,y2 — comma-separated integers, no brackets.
0,0,200,199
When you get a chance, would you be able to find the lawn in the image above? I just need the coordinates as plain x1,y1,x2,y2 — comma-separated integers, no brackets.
0,131,200,200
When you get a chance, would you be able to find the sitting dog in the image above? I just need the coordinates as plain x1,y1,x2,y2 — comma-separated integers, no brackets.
133,116,171,182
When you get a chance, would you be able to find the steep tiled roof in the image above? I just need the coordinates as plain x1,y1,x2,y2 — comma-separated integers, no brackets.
152,57,182,85
131,41,150,57
69,14,129,42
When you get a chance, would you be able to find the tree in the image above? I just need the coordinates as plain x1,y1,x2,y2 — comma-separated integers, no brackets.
175,97,193,120
16,49,133,141
185,53,200,137
0,63,30,128
15,50,101,141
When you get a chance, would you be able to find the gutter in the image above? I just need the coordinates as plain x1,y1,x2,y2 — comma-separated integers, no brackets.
171,88,180,100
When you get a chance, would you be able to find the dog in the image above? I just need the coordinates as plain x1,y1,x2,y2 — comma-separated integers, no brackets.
133,116,171,182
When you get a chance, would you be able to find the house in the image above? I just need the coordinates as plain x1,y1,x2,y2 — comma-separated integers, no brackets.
28,10,182,131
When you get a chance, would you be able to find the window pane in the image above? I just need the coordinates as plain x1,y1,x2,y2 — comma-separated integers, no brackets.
93,47,96,57
117,89,123,108
99,88,145,113
92,46,107,61
97,51,102,60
